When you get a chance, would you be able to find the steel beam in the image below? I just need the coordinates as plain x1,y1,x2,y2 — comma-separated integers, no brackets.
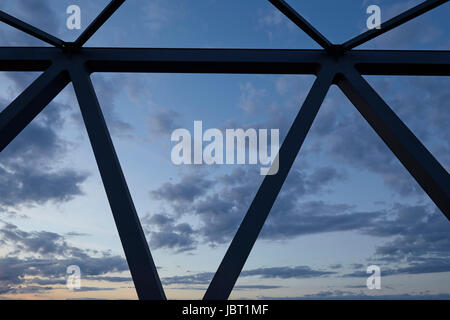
337,68,450,218
268,0,332,50
0,0,449,301
0,64,69,152
69,63,166,300
0,48,448,76
204,67,336,300
83,48,450,76
349,50,450,76
72,0,125,48
0,10,65,48
83,48,323,74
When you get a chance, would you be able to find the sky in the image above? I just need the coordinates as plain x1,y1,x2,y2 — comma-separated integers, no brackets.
0,0,449,300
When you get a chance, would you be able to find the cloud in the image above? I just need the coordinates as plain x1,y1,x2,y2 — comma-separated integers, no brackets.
258,8,285,28
171,284,283,291
260,291,450,300
234,285,283,290
303,77,450,198
241,266,336,279
364,204,449,259
142,213,197,252
148,166,449,279
0,222,71,256
142,0,172,33
0,73,88,211
150,173,213,211
148,108,180,136
344,258,450,278
84,276,132,283
162,264,334,287
149,166,351,246
238,82,267,114
335,203,450,278
163,272,214,286
0,221,128,295
0,164,87,208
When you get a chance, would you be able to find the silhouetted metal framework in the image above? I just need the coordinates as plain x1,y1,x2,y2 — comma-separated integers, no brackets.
0,0,448,300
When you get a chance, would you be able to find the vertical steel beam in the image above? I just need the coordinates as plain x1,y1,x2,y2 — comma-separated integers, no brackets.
69,63,166,300
204,67,336,300
0,64,69,152
337,68,450,218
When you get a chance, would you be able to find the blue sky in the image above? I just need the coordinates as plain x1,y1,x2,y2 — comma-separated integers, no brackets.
0,0,449,299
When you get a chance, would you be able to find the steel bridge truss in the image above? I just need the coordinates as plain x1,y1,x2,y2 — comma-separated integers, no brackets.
0,0,449,300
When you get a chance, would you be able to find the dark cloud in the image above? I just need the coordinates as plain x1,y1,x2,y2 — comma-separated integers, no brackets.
234,285,283,290
142,213,197,252
260,292,450,300
0,222,70,256
84,276,132,283
171,284,283,291
162,272,214,286
148,108,180,136
0,72,88,212
0,165,87,208
142,214,197,252
364,204,450,259
241,266,336,279
246,75,449,200
305,77,450,198
344,258,450,278
162,265,334,287
336,203,450,278
149,166,449,278
71,287,117,292
0,255,128,295
150,173,213,211
0,222,128,295
149,165,349,246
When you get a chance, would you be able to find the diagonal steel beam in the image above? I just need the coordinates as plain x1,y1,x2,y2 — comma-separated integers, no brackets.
0,10,65,48
337,68,450,218
0,64,69,152
203,67,336,300
72,0,125,48
268,0,332,49
342,0,449,51
69,63,166,300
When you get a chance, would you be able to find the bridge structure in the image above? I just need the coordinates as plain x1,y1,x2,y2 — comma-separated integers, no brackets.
0,0,448,300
